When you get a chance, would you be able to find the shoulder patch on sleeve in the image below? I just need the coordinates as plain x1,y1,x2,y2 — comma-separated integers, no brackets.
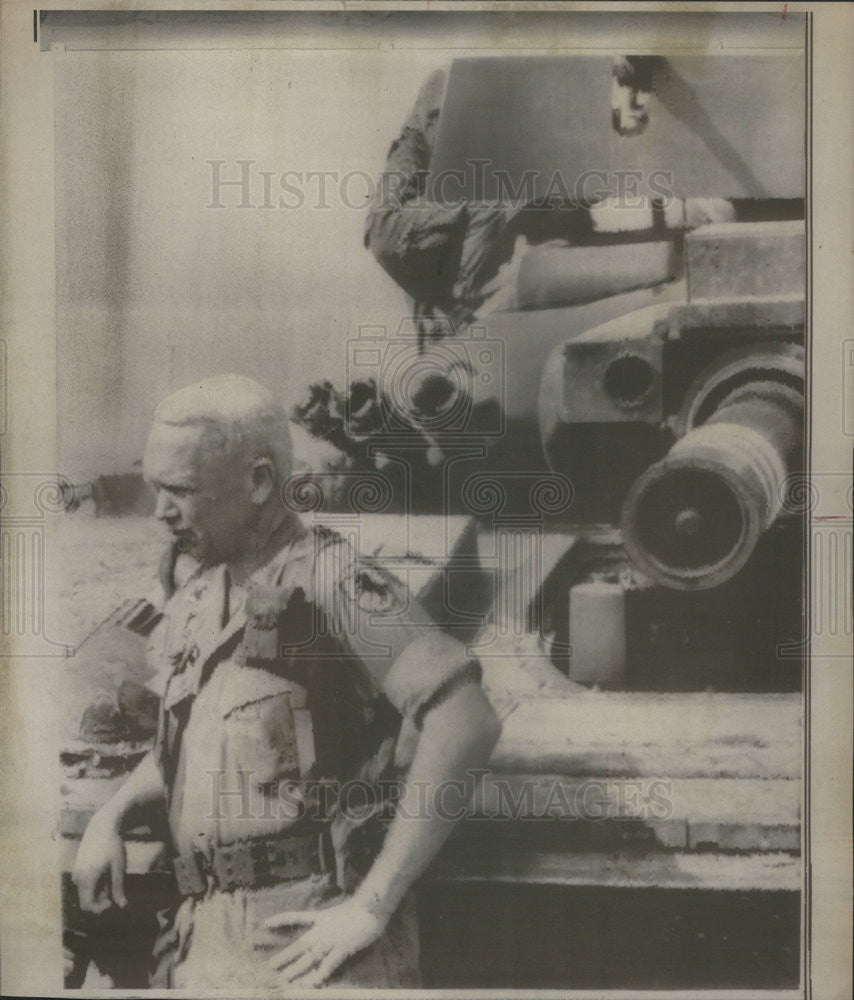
340,560,407,615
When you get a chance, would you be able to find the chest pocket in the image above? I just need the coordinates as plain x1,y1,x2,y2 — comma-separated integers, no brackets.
220,666,315,787
157,655,204,786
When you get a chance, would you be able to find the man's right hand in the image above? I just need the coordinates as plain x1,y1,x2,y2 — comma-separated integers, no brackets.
72,807,127,913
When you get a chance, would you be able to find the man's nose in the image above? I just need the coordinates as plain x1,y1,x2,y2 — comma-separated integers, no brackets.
154,491,179,522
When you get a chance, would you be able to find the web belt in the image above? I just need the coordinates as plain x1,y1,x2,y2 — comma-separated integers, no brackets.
172,832,327,897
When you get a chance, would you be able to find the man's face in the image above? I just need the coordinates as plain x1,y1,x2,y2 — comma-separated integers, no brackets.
143,422,255,567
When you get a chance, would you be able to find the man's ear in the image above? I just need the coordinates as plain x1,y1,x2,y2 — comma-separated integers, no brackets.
249,458,275,505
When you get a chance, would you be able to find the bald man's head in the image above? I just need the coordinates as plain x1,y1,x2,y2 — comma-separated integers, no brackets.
152,375,293,484
143,376,293,567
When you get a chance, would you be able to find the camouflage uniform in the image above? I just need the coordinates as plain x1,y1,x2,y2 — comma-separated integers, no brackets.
364,67,511,338
148,521,479,988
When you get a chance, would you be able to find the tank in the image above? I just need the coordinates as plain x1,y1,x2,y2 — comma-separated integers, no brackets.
60,51,806,990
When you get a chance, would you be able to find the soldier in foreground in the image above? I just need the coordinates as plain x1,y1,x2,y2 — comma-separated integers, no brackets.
72,375,501,988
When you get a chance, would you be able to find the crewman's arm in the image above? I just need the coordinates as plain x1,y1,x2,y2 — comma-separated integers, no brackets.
364,66,526,328
72,751,166,913
364,68,467,309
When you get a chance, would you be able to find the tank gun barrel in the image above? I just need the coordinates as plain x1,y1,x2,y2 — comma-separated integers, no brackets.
621,380,803,590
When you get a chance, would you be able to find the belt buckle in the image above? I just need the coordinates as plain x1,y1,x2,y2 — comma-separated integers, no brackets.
213,841,256,891
173,850,207,897
272,840,301,874
193,833,328,893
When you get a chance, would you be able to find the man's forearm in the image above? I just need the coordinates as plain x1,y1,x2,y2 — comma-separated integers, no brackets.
354,681,501,917
97,751,166,829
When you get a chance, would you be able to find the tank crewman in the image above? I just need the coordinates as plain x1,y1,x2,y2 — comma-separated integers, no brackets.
72,374,501,989
364,67,515,341
364,60,736,344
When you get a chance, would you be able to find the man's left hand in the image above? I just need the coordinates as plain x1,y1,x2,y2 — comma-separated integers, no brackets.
263,897,389,987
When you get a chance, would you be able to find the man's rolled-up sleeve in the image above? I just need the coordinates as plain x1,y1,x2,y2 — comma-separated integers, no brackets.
382,633,482,728
312,535,481,725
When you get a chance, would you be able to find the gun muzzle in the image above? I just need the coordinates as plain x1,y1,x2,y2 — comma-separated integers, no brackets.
621,380,802,589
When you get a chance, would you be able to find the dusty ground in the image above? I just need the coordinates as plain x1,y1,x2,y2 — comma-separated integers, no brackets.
54,511,167,741
56,510,166,644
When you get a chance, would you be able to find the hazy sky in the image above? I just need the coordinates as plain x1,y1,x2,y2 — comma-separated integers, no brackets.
56,47,440,477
